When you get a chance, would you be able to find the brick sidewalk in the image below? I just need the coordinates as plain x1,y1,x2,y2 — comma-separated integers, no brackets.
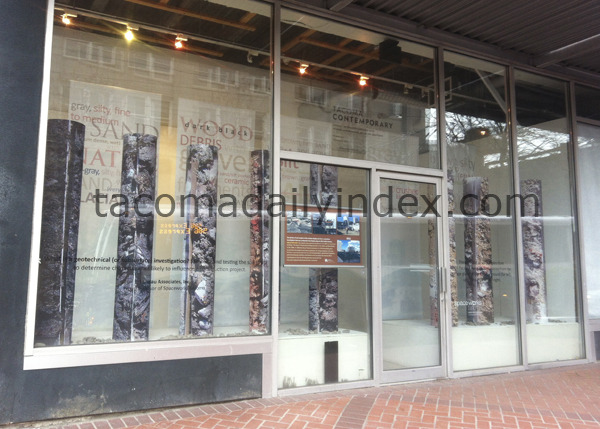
26,363,600,429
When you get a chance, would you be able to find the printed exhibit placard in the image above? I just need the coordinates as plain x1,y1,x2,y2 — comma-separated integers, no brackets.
284,207,364,267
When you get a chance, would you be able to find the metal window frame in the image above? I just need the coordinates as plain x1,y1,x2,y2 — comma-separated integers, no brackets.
23,0,597,396
571,84,600,363
24,0,278,381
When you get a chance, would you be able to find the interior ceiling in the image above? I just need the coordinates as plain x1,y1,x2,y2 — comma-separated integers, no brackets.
325,0,600,77
57,0,600,82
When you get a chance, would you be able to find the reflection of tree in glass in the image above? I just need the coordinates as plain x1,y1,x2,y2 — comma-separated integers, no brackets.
516,126,569,160
446,112,509,169
446,111,569,164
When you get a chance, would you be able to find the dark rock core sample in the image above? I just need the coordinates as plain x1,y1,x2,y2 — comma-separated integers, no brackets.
521,179,547,322
308,163,339,332
113,134,157,341
249,150,270,333
448,171,459,327
310,164,338,207
308,268,338,332
309,268,320,331
35,119,85,346
184,144,218,336
463,177,494,325
318,268,339,332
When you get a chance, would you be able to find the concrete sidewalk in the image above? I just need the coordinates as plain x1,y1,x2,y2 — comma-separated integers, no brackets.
21,363,600,429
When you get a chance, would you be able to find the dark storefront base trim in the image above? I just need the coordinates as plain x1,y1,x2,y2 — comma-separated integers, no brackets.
4,355,262,425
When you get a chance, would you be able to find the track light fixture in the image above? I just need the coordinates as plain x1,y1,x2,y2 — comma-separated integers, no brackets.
246,50,259,63
299,63,308,75
359,76,368,86
124,25,137,41
61,13,76,25
174,34,187,49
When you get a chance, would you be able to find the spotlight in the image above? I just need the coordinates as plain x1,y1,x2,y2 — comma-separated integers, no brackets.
359,76,368,86
299,64,308,75
61,13,76,25
124,26,136,42
174,34,187,49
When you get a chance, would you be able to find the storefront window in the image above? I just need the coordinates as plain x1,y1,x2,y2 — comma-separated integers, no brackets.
34,0,272,347
278,161,371,388
574,85,600,320
575,120,600,319
280,9,439,170
515,71,583,363
444,53,521,370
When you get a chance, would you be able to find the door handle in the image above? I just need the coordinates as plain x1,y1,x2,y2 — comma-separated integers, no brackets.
439,266,447,298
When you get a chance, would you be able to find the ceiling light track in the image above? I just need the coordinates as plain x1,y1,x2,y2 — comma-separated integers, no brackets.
54,3,269,56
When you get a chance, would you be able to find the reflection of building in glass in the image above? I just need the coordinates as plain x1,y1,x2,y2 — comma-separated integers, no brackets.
336,215,360,235
287,212,312,234
337,239,361,263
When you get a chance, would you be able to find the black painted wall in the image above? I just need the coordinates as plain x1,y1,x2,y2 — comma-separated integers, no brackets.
0,1,262,424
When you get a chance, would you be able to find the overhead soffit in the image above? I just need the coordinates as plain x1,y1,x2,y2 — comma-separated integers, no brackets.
335,0,600,77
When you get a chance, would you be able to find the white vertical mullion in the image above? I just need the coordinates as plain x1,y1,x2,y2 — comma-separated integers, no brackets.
269,0,282,398
370,170,382,385
508,66,528,368
437,47,452,378
568,81,592,362
435,177,447,375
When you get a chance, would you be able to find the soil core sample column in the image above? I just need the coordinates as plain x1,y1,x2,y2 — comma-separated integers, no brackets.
309,268,339,332
249,150,270,333
448,171,459,327
36,119,85,346
113,133,157,341
308,163,339,332
521,179,547,322
463,176,494,325
184,144,218,336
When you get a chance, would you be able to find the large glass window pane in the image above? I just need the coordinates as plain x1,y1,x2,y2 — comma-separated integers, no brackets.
445,53,521,371
34,1,272,347
280,9,439,169
515,71,583,363
575,85,600,320
575,120,600,319
279,162,371,388
379,179,441,370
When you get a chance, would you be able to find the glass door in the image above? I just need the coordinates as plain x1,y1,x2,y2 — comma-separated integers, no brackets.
374,172,446,382
278,160,372,389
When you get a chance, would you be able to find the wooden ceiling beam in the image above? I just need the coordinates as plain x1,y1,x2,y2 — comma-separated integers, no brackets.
282,29,317,53
123,0,256,31
240,12,256,24
300,38,379,59
271,29,317,67
311,39,360,70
